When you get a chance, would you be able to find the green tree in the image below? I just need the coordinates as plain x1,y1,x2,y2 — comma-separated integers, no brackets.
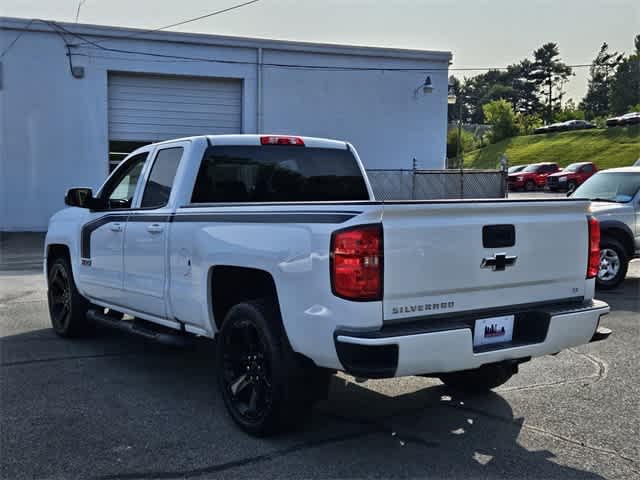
610,35,640,114
580,42,624,118
515,113,543,135
530,43,573,124
483,99,519,142
554,99,586,122
446,128,476,160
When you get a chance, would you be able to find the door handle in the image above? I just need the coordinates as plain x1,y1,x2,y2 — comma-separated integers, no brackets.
147,224,164,234
110,223,123,232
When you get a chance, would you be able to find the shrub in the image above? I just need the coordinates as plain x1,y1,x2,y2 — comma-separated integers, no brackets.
483,99,519,143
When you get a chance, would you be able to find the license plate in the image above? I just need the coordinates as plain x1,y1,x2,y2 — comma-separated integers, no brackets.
473,315,515,347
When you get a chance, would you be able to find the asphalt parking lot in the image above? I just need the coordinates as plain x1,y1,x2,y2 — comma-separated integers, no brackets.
1,245,639,479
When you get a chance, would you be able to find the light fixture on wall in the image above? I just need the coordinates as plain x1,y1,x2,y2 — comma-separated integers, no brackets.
414,75,433,97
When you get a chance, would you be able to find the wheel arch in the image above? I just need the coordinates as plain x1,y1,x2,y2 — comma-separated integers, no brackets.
46,244,71,275
599,221,634,257
208,265,282,331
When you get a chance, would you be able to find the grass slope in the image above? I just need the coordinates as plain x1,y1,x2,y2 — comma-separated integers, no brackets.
464,125,640,170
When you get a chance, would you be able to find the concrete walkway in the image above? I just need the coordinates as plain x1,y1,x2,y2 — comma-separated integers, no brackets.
0,232,46,272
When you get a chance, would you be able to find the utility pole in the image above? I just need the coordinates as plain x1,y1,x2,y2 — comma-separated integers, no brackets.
458,99,464,198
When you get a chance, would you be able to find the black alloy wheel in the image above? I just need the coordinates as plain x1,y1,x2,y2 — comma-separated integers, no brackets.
47,257,92,337
48,261,73,333
221,318,273,423
216,300,323,436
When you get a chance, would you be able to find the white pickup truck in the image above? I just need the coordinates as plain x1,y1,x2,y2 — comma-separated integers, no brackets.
45,134,611,435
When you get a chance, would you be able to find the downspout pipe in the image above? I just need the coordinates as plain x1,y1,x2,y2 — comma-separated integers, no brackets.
257,47,263,133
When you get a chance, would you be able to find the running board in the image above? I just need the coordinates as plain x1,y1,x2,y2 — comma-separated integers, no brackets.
86,309,193,347
590,326,612,343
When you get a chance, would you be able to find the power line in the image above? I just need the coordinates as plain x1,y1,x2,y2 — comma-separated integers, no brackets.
75,0,89,23
9,20,617,74
79,0,262,46
0,19,34,58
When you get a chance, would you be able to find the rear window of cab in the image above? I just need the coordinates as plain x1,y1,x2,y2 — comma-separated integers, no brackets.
191,145,369,203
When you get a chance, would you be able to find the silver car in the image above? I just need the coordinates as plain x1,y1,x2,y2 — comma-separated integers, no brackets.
571,167,640,289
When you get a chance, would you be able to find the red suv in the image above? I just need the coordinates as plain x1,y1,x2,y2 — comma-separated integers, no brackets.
547,162,598,192
508,162,559,191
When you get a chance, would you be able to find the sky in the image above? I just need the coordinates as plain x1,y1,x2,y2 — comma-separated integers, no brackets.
2,0,638,102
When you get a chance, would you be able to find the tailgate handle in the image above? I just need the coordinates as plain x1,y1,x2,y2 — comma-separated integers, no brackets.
483,224,515,248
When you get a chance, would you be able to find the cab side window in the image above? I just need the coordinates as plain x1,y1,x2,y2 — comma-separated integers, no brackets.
101,152,148,209
140,147,183,209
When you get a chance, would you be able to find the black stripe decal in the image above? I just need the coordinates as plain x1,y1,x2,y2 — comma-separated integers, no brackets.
80,214,128,259
80,211,357,261
171,213,356,223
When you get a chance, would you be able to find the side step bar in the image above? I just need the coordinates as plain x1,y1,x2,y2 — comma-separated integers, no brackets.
590,326,612,343
87,309,193,347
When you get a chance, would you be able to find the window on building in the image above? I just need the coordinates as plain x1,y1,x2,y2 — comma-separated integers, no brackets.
140,147,184,209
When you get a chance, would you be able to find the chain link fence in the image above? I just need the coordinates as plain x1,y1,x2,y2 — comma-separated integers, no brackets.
366,169,506,200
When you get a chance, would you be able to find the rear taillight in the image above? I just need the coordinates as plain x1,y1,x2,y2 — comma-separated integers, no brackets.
330,224,383,301
260,135,304,146
587,215,600,279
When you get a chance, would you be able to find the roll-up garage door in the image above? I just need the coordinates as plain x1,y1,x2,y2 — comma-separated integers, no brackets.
108,73,242,142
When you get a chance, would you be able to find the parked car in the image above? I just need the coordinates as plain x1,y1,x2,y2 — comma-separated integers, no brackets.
45,134,610,435
508,164,528,174
606,112,640,127
546,122,566,132
570,167,640,289
533,125,551,135
508,162,559,191
547,162,598,192
561,120,597,131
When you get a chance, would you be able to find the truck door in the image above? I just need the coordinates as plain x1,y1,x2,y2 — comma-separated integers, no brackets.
121,144,185,318
78,152,149,305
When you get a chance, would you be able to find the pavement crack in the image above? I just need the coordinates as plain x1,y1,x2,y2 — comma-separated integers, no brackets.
441,402,639,470
567,348,608,385
93,429,376,479
0,351,143,367
497,349,608,393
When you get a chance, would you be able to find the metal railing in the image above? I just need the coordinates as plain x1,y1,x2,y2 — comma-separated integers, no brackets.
366,169,506,200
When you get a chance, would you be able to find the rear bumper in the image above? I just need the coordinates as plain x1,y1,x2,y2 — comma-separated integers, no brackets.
334,299,610,378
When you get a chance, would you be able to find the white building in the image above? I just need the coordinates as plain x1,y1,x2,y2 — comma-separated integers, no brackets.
0,17,451,231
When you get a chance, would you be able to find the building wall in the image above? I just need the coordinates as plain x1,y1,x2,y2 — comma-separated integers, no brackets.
262,49,448,171
0,19,450,231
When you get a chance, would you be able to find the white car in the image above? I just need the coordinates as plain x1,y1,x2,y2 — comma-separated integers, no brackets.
45,134,610,435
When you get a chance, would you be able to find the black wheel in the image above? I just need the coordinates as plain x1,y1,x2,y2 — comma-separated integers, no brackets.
47,257,92,337
596,238,629,290
524,180,535,191
438,362,514,393
567,181,577,193
216,299,318,436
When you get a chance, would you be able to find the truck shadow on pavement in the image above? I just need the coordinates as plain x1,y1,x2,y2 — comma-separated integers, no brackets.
1,327,609,479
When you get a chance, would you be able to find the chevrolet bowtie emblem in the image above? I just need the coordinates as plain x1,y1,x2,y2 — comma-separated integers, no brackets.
481,253,517,271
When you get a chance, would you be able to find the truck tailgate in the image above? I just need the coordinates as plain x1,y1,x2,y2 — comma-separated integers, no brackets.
381,200,591,322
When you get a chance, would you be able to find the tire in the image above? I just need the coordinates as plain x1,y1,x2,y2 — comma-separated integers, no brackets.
596,238,629,290
438,362,514,393
216,299,320,436
47,256,92,337
524,180,535,191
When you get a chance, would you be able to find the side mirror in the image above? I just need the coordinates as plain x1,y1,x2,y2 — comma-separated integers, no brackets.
65,188,95,208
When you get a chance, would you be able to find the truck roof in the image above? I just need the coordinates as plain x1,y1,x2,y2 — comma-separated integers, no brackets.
152,134,349,150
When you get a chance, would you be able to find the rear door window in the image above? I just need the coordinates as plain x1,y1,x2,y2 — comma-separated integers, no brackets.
191,145,369,203
140,147,183,208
